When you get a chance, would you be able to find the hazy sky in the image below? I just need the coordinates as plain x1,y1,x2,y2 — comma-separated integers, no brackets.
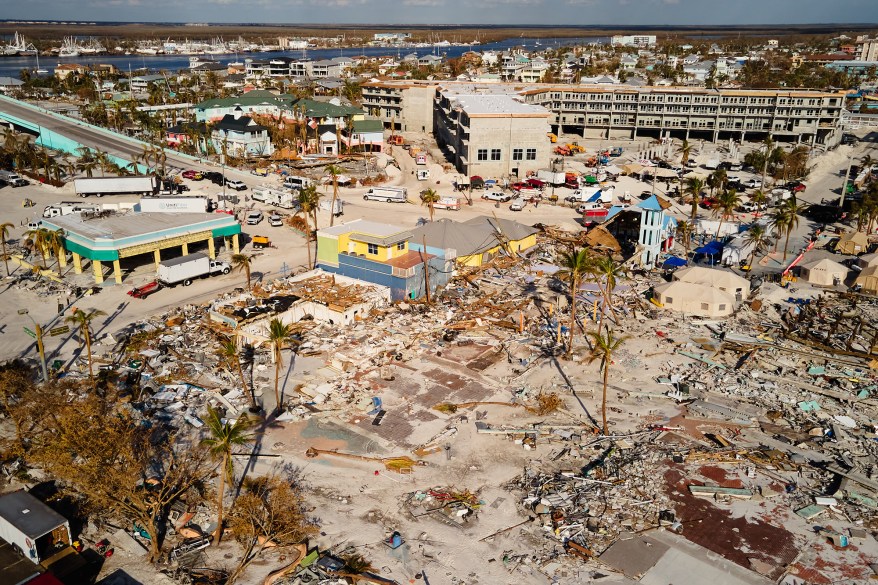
5,0,878,25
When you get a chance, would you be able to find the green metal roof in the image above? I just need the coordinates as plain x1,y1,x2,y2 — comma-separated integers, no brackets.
195,90,297,111
352,119,384,133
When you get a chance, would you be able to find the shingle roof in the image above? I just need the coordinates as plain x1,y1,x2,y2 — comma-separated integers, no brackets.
215,114,267,133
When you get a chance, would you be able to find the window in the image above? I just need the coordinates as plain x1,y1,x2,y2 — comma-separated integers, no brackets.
718,304,727,311
513,148,523,161
701,303,709,311
477,149,488,161
368,243,378,255
665,297,673,303
491,149,501,161
397,242,405,251
526,148,537,160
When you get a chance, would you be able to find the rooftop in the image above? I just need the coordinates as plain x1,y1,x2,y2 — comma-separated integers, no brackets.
0,491,67,539
319,219,409,239
45,212,237,241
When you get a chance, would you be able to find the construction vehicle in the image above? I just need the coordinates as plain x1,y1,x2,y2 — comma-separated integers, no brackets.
305,447,425,473
387,135,404,146
609,146,624,157
547,132,558,143
252,235,272,250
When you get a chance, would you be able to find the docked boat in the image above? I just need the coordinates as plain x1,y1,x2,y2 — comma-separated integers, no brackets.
58,37,81,58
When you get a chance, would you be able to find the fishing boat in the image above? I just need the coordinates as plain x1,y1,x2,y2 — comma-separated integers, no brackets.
4,31,37,56
58,37,81,58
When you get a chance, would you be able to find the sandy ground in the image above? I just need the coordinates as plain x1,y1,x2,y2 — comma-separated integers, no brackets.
2,128,877,584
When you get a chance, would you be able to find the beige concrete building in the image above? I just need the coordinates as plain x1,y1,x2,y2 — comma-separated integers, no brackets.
433,85,552,177
520,86,846,147
361,81,437,133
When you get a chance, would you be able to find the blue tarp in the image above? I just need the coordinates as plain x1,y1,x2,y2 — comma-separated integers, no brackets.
695,242,722,255
662,256,688,267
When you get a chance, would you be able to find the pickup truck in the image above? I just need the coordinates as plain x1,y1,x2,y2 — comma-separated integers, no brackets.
482,191,512,202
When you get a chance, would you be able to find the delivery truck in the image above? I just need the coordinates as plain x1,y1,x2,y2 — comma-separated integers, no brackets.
363,187,408,203
75,176,158,197
0,490,78,569
157,253,230,287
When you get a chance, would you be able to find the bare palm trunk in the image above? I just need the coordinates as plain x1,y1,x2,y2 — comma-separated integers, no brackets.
783,230,791,261
329,181,339,227
274,352,282,412
214,456,226,544
85,331,94,381
235,356,255,410
567,278,578,358
303,215,312,271
2,239,9,276
602,364,609,435
715,217,724,240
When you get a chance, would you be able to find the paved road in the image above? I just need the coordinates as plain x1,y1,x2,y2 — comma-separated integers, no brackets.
0,97,220,174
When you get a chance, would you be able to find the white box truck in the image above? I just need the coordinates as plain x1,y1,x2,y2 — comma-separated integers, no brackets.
319,199,344,216
537,169,566,186
267,191,296,209
75,176,158,197
138,196,209,213
157,253,231,287
363,187,408,203
0,490,74,567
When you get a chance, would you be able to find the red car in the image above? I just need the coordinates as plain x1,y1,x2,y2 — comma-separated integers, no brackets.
786,182,806,193
526,178,546,189
182,170,203,180
511,182,529,191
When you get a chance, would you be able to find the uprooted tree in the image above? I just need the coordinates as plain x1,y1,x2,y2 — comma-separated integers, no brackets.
226,469,318,584
28,386,215,562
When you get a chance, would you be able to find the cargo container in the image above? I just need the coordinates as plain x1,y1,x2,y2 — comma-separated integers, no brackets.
74,176,158,197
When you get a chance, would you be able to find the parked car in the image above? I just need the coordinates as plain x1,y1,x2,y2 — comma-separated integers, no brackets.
727,180,746,191
525,178,546,190
740,202,766,213
510,182,529,191
268,214,284,227
482,191,512,202
246,210,264,225
203,171,224,185
509,198,526,211
786,181,806,193
744,178,763,189
225,179,247,191
182,170,203,180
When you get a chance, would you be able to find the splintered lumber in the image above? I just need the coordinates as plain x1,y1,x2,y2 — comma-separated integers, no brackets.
305,447,425,473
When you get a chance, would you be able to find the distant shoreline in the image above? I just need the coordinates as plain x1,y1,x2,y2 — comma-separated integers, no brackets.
2,22,877,44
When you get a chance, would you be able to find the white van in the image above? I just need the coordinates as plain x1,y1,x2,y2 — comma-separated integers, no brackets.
363,187,408,203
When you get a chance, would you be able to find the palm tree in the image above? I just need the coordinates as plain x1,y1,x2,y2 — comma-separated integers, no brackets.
267,318,294,413
760,136,774,190
676,220,693,260
94,150,111,177
557,248,593,358
768,205,790,254
741,223,771,269
778,199,802,261
750,189,768,216
25,226,50,269
231,253,253,291
43,228,65,275
65,308,107,382
588,326,627,435
76,157,98,178
711,189,741,239
707,168,727,196
220,338,257,411
324,163,343,227
0,222,14,277
685,177,705,220
201,405,257,544
420,188,441,222
676,139,692,167
591,254,623,322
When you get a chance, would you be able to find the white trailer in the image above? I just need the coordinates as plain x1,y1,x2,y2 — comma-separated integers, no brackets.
416,169,430,181
75,176,158,197
0,490,72,565
364,187,408,203
138,196,209,213
283,176,313,190
319,199,344,216
537,169,566,186
695,219,741,238
157,253,230,287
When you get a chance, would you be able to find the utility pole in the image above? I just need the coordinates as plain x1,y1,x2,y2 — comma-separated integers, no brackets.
421,235,431,304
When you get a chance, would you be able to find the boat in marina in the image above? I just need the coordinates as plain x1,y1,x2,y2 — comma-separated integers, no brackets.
58,38,80,58
3,31,37,56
